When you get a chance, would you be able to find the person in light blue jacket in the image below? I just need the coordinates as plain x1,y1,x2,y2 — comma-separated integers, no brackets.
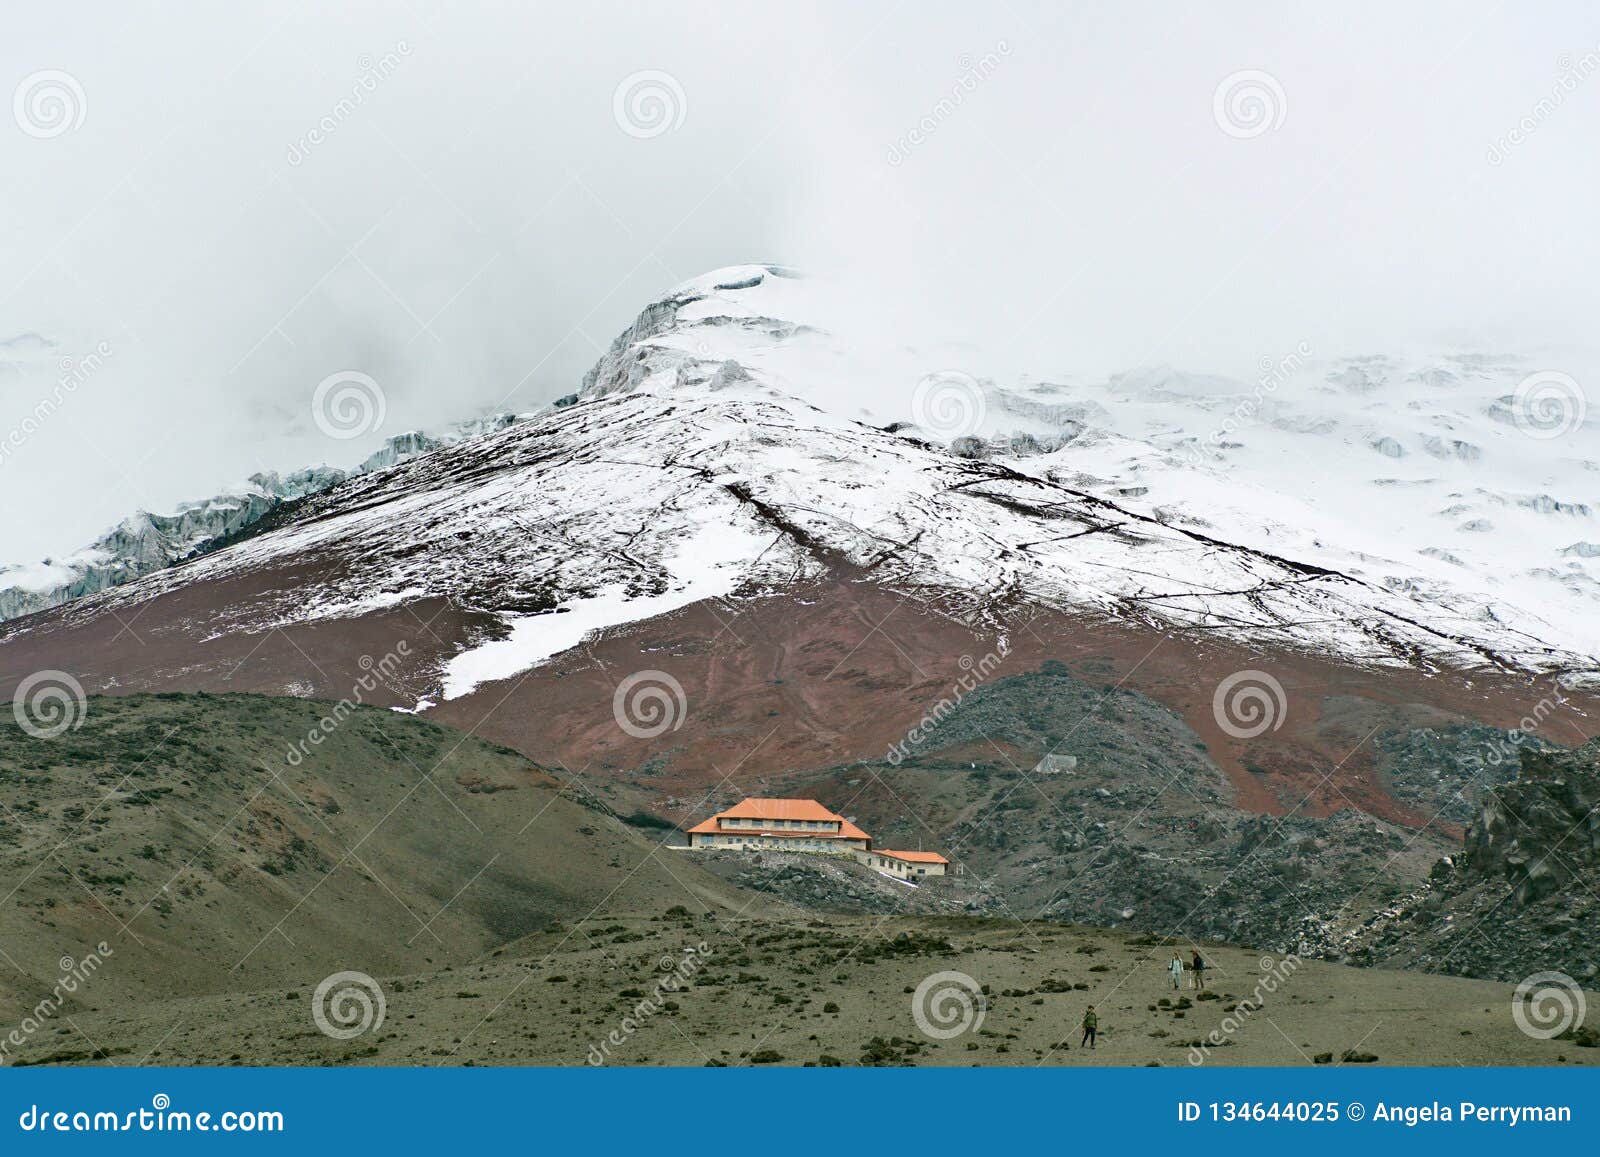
1168,953,1184,990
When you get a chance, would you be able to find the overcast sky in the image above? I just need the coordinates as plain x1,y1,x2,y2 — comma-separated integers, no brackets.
3,1,1598,566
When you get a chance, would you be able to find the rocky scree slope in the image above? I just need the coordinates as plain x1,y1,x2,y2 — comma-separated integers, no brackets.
1355,740,1600,983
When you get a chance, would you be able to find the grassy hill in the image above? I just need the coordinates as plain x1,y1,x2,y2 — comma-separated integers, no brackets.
0,693,766,1028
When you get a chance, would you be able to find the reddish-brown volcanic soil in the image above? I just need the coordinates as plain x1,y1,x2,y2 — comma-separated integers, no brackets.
0,562,492,711
425,578,1597,826
3,570,1595,827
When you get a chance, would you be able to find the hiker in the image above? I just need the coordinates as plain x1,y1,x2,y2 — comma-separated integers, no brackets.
1081,1005,1097,1049
1191,951,1206,990
1168,953,1184,990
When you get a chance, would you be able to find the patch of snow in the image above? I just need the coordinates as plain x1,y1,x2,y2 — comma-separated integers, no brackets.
440,521,770,699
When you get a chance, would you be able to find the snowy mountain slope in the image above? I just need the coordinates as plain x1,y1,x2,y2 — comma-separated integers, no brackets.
1016,355,1600,660
0,413,526,622
13,265,1590,705
572,265,1600,671
7,265,1596,704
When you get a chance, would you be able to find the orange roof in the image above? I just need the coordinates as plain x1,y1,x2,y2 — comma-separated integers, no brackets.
686,798,874,842
718,798,842,822
687,818,871,841
876,849,949,864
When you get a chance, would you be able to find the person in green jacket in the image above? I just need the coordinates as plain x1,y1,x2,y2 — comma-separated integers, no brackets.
1081,1005,1098,1049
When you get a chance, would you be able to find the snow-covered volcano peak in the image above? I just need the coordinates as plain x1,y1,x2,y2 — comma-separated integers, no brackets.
671,262,805,298
579,262,818,402
560,268,1600,681
6,268,1598,694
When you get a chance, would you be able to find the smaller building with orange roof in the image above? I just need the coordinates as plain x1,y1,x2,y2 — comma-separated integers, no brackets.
866,849,949,880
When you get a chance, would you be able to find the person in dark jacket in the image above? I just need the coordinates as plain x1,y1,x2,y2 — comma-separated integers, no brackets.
1191,951,1206,990
1081,1005,1098,1049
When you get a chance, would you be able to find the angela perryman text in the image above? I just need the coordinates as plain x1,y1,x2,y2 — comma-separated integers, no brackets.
1177,1101,1576,1127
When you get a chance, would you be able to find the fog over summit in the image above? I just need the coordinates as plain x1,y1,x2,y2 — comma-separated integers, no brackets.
3,1,1598,567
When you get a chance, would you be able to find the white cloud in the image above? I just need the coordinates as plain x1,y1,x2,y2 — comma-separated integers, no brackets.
2,0,1597,564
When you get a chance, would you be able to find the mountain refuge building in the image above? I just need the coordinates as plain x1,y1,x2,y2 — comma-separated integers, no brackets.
686,797,870,852
686,797,948,878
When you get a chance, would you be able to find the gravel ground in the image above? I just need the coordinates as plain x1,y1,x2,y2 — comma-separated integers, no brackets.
16,912,1596,1068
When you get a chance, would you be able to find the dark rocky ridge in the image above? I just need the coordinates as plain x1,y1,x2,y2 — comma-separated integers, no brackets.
764,662,1575,966
1356,739,1600,982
